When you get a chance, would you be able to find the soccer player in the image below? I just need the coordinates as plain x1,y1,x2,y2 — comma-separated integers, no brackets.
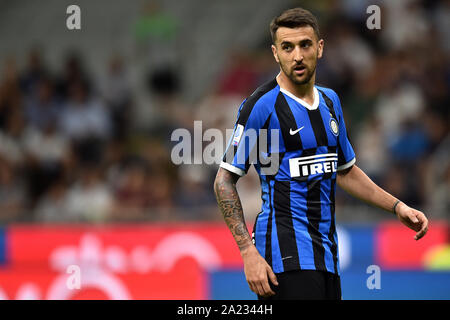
213,7,429,300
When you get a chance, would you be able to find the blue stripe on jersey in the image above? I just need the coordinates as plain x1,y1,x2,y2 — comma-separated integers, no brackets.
269,179,284,273
334,225,340,272
268,104,286,153
282,96,317,150
254,176,270,258
319,177,336,274
223,99,246,154
298,115,317,150
290,180,316,270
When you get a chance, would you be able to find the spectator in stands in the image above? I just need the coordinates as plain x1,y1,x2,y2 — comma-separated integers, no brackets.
100,56,132,141
63,165,113,222
0,157,26,222
34,180,69,222
110,159,152,221
20,48,47,97
0,58,22,131
24,76,61,132
59,79,112,165
0,108,26,167
55,53,88,100
22,121,71,201
173,164,217,220
60,79,111,141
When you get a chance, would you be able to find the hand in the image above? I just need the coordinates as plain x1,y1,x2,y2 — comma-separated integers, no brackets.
241,245,278,297
395,202,429,240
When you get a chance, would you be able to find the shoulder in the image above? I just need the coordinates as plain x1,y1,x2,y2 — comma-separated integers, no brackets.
315,85,344,116
315,85,340,104
238,78,279,120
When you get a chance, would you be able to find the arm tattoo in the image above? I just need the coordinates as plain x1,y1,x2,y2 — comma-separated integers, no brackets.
214,168,252,252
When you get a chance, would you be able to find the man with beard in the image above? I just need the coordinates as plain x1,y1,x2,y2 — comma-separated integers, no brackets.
214,7,429,300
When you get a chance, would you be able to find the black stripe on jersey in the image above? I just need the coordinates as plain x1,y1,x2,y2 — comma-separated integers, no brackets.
223,143,238,165
317,89,338,124
237,78,278,126
323,146,337,180
273,180,300,270
328,178,338,274
252,182,263,248
264,147,285,267
248,114,272,172
307,108,328,147
337,145,346,167
265,179,273,267
326,145,338,273
274,93,303,152
306,179,326,271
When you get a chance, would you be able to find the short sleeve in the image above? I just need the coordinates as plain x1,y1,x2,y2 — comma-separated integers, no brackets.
220,99,272,176
333,92,356,171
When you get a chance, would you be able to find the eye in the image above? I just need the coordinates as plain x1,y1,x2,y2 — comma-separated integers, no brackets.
282,44,293,51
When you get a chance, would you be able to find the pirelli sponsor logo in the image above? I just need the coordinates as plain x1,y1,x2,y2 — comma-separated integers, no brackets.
289,153,338,178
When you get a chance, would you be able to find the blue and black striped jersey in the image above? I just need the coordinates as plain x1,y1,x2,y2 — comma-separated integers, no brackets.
220,78,356,275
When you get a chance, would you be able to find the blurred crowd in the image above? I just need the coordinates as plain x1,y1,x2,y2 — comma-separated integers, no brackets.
0,0,448,224
0,50,184,223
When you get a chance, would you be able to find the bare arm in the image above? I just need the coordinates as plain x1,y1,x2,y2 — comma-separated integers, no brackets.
214,167,278,296
337,165,398,212
337,165,429,240
213,167,252,251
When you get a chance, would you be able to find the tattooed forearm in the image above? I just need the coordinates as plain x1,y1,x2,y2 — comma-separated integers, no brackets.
214,168,252,252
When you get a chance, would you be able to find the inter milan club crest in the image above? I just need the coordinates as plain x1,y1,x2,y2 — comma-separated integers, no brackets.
329,118,339,136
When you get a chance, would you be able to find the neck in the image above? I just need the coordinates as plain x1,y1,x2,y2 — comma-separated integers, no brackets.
276,71,316,102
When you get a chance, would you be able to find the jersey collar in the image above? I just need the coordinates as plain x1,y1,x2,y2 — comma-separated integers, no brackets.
279,86,319,111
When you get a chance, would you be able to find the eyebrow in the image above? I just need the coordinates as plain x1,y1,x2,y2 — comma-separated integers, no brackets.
280,41,292,47
280,39,313,46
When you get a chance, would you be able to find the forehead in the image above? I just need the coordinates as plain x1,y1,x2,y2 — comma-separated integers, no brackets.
275,25,317,44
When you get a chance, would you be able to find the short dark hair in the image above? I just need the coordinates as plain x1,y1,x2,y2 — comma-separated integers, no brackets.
270,8,320,43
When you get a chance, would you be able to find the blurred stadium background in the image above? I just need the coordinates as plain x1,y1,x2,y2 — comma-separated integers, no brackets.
0,0,448,299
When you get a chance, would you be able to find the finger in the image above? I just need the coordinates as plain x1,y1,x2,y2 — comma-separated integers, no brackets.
405,213,421,232
409,212,419,224
415,228,426,240
255,281,266,297
260,277,275,296
267,267,279,286
415,217,429,240
248,279,262,296
247,281,257,295
415,227,428,240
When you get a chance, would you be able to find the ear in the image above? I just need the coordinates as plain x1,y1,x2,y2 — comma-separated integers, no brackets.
317,39,324,59
271,44,280,64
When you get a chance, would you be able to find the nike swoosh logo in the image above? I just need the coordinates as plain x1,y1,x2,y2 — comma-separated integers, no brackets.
289,126,304,135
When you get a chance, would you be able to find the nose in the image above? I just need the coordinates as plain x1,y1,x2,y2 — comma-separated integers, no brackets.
293,46,303,64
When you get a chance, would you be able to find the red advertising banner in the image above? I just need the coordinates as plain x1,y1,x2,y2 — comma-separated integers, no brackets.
1,221,447,300
375,221,448,269
0,223,243,300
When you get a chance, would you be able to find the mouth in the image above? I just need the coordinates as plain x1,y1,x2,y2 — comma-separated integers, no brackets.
293,65,306,75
